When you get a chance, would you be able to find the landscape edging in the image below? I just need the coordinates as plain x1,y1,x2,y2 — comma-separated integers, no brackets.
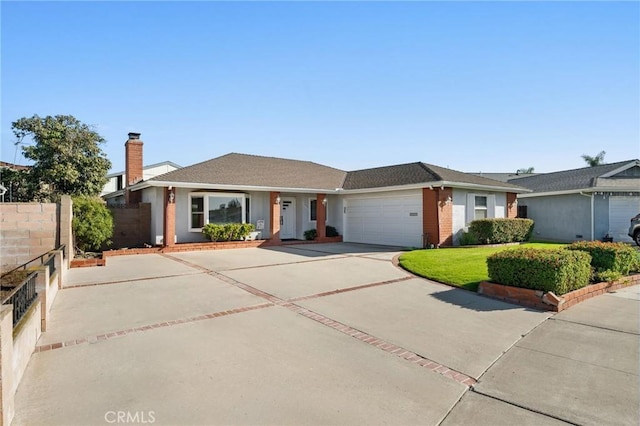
478,273,640,311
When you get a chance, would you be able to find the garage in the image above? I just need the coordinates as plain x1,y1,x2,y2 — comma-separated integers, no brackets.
343,191,423,248
609,196,640,242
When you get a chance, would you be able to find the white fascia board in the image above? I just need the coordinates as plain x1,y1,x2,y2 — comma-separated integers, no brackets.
519,187,640,198
131,179,529,195
439,181,531,193
130,180,340,195
338,181,529,195
600,160,640,178
338,182,439,194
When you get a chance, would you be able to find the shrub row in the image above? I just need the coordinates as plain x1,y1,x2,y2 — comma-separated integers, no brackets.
202,223,255,242
566,241,640,282
487,248,591,295
304,225,340,241
468,218,534,244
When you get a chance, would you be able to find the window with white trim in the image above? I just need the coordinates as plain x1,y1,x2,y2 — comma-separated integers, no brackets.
466,193,496,224
309,198,327,222
474,196,488,220
189,192,250,231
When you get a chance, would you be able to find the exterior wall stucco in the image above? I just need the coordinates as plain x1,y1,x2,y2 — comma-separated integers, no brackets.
518,194,591,242
593,195,609,241
451,189,507,245
142,187,165,245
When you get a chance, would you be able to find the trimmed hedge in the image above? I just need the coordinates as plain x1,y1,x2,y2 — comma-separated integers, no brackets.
487,248,591,295
304,225,340,240
469,218,534,244
202,223,255,242
566,241,640,281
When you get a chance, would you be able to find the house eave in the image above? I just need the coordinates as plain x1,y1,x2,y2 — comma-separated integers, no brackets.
131,179,529,195
131,180,341,194
519,187,640,198
101,189,125,199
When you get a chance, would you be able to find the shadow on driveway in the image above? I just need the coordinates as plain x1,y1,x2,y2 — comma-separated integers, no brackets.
428,287,543,312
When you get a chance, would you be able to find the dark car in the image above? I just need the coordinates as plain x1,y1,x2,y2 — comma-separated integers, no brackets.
629,213,640,246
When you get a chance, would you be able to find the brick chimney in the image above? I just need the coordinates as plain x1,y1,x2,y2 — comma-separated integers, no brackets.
125,132,143,204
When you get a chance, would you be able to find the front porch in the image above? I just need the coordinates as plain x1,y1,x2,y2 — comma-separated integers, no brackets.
159,188,340,247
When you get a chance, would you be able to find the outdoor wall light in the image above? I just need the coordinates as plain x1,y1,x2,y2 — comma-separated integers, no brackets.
322,197,328,206
446,195,452,204
275,195,281,205
169,192,175,203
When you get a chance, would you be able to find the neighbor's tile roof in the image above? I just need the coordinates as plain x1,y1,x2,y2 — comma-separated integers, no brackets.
150,153,347,190
508,160,638,193
342,162,525,190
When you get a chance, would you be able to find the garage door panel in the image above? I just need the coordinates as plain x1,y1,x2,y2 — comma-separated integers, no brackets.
345,193,423,247
609,197,640,242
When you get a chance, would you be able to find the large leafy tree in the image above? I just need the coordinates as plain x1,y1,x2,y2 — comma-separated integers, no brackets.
0,167,36,202
581,151,606,167
11,114,111,200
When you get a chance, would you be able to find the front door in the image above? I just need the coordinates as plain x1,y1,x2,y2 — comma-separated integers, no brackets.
280,198,296,239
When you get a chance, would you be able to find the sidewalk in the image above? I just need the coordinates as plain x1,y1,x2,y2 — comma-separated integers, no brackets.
445,284,640,426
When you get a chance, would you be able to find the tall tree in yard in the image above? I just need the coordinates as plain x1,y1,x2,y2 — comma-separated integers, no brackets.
11,115,111,200
581,151,606,167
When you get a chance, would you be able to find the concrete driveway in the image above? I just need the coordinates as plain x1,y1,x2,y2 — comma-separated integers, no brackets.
12,243,638,425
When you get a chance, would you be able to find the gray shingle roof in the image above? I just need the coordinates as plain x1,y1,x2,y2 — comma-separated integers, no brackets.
470,172,536,182
149,154,526,192
150,153,347,191
508,160,639,193
343,162,525,190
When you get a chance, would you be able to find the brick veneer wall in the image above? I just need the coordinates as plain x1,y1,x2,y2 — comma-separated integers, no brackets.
107,203,152,249
422,188,438,247
437,188,453,246
0,203,59,271
506,192,517,218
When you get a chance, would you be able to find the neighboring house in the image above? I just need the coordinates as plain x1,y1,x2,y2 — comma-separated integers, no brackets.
510,160,640,243
101,136,181,205
122,133,527,248
0,161,31,171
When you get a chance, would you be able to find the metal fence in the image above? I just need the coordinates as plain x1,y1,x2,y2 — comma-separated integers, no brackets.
0,244,65,279
1,271,38,327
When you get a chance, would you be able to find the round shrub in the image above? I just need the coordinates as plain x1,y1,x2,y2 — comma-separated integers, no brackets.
72,196,113,252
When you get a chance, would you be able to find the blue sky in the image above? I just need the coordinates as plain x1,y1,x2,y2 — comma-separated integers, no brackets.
2,1,638,174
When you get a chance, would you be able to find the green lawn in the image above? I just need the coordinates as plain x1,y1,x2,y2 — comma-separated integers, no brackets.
398,243,566,292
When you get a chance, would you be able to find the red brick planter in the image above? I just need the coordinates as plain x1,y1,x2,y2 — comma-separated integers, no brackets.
70,258,106,268
478,274,640,312
102,237,343,258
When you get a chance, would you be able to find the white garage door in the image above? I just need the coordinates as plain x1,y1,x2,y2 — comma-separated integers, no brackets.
609,196,640,242
344,192,423,248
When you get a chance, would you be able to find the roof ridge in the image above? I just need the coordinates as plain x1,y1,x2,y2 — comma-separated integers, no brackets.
417,162,443,181
227,152,347,173
348,161,424,174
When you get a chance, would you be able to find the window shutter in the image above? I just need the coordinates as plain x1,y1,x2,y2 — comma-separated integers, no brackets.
488,195,496,218
466,194,475,225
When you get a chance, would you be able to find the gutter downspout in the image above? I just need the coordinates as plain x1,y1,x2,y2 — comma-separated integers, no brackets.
579,192,594,241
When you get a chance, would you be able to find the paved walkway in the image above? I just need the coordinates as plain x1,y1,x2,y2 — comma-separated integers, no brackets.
12,243,639,425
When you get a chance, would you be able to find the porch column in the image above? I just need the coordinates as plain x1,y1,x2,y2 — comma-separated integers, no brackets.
437,187,453,246
163,187,176,247
316,193,326,239
269,192,281,244
506,192,518,218
422,188,439,247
